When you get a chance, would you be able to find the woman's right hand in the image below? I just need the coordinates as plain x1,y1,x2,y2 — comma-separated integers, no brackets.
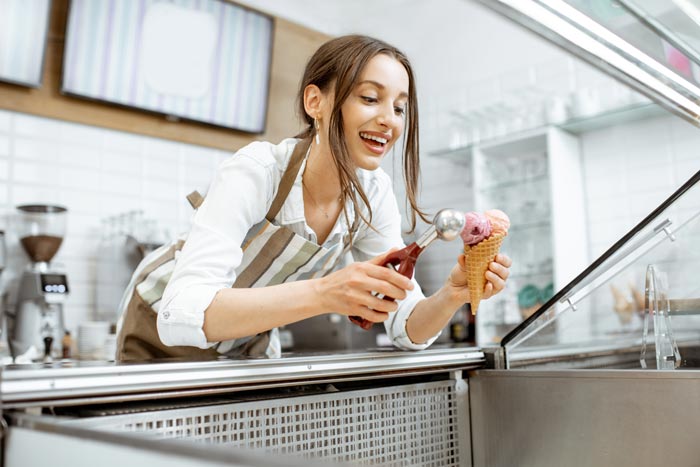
312,249,414,324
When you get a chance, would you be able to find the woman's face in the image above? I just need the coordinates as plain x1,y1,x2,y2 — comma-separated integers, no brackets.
339,54,409,171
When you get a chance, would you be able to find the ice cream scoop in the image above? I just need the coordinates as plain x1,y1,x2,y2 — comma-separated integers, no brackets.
349,208,465,330
485,209,510,235
461,211,492,246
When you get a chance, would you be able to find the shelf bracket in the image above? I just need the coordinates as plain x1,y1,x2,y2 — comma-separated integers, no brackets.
661,226,676,242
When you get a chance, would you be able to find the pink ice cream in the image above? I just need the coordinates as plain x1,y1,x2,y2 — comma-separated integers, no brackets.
485,209,510,236
461,211,492,246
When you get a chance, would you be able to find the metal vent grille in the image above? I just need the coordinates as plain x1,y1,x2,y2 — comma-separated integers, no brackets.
68,380,465,466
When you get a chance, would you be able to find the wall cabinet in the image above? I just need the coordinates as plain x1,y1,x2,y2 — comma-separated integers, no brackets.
465,127,589,345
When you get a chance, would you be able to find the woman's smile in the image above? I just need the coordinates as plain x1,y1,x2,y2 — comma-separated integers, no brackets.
359,130,391,155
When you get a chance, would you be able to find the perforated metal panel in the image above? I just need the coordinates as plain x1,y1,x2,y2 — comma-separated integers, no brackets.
67,380,468,466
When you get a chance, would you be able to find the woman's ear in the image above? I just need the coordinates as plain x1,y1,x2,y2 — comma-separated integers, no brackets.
303,84,324,120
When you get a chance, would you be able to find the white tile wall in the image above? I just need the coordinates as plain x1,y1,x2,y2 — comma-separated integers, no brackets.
581,114,700,260
0,110,226,335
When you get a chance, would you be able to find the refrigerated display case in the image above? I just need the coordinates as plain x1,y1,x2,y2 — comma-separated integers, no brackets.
465,1,700,466
2,348,482,466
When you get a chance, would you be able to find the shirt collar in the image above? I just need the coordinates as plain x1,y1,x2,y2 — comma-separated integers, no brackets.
277,148,357,244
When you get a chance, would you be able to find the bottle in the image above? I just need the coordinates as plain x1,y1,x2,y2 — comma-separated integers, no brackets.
466,304,476,345
62,330,73,359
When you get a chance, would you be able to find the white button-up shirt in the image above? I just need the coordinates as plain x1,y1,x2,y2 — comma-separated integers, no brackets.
156,138,440,352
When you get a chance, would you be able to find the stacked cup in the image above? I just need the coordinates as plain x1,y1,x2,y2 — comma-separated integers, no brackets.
77,321,110,360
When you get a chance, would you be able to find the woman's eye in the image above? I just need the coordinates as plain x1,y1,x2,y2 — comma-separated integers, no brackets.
361,96,378,103
394,106,406,116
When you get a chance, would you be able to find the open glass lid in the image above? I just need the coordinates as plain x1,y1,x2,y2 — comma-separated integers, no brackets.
501,171,700,369
480,0,700,127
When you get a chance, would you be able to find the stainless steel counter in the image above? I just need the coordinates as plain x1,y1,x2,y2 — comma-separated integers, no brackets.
0,345,484,408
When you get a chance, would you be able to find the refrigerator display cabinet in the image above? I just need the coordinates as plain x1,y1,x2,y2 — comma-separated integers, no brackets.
4,1,700,466
467,1,700,466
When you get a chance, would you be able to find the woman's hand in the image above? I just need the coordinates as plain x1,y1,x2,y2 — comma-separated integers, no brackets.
312,249,414,324
446,253,513,304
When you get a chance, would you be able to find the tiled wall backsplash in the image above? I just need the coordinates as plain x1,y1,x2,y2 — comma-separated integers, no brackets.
581,114,700,259
0,110,227,334
0,108,699,339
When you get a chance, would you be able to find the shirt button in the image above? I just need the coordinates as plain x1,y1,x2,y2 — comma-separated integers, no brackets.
162,311,170,320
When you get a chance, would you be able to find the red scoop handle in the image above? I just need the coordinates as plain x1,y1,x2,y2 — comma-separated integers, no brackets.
349,244,421,330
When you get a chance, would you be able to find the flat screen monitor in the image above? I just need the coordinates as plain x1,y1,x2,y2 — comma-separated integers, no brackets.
0,0,52,88
62,0,274,133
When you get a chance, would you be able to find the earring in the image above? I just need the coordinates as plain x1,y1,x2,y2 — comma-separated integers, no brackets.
314,118,320,145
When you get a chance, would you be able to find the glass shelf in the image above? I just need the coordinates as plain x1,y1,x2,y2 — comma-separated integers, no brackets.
479,173,549,192
429,102,662,160
509,220,551,232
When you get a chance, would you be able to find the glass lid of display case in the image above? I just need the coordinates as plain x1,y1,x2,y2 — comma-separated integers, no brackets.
567,0,700,83
501,170,700,369
479,0,700,128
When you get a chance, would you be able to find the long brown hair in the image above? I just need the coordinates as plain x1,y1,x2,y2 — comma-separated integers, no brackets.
296,34,428,234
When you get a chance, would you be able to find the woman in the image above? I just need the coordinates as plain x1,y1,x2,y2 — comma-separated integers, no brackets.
116,35,512,361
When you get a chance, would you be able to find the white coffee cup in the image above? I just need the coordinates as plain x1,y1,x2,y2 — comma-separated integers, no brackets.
78,321,110,360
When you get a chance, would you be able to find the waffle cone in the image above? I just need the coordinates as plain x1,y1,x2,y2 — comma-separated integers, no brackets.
464,233,506,314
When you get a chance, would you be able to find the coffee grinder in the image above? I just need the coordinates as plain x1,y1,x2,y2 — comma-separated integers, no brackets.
8,205,69,360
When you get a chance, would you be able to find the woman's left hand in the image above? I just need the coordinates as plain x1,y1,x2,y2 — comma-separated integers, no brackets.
446,253,513,304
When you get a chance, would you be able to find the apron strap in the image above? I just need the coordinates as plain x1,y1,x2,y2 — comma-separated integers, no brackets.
265,138,311,222
186,191,205,209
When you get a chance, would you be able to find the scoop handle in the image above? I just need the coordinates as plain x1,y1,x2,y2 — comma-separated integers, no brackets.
348,244,420,330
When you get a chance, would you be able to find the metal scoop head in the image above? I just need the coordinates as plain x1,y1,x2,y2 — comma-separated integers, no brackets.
434,208,466,241
416,208,465,247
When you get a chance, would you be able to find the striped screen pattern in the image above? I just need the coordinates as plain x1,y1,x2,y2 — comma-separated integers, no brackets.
62,0,273,133
67,380,467,466
0,0,51,87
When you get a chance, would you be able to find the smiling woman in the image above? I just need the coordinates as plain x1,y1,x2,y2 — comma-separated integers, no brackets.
115,34,513,362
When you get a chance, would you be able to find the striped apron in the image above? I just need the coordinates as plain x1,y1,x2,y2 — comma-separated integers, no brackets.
116,138,354,361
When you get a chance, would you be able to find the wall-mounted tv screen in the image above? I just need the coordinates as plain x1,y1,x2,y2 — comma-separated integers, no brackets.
62,0,274,133
0,0,52,88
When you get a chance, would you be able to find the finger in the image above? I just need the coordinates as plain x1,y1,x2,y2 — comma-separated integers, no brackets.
366,264,414,291
495,253,513,268
357,307,392,323
368,248,400,266
483,281,494,299
457,254,467,271
365,294,399,313
364,275,411,300
489,261,510,280
485,270,505,293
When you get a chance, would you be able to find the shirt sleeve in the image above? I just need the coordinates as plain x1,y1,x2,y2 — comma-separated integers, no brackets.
351,173,441,351
157,150,274,348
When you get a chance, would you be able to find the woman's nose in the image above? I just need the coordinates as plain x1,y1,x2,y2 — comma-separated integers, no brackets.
377,104,400,128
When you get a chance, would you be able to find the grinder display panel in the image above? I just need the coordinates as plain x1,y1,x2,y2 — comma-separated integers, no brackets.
40,273,69,295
